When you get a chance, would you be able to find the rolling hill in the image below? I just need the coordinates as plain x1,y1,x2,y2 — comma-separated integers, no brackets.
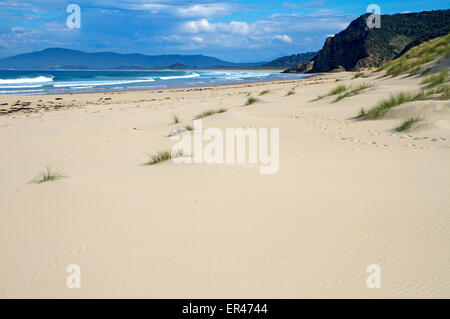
0,48,261,69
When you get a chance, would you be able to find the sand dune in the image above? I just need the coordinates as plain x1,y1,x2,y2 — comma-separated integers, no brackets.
0,70,449,298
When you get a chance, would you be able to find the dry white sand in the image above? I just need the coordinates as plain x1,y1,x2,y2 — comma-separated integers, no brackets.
0,70,449,298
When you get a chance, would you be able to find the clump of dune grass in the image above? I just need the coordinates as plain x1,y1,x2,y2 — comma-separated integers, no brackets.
438,84,450,100
333,83,374,102
428,83,450,100
408,66,421,77
311,84,347,101
420,68,431,76
193,108,227,119
358,91,428,119
385,58,410,77
172,114,180,124
329,84,347,96
358,108,368,118
245,97,258,106
395,117,423,132
334,92,352,102
259,90,269,96
146,150,183,165
311,94,325,101
286,90,295,96
30,167,67,184
420,70,448,89
353,72,363,79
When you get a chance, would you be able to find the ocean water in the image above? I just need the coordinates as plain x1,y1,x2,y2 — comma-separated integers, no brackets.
0,70,308,95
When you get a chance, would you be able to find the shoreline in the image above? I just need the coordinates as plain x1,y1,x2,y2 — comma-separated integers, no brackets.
0,75,320,114
0,68,300,98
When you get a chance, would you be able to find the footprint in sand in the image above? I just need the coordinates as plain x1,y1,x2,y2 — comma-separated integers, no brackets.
10,238,121,296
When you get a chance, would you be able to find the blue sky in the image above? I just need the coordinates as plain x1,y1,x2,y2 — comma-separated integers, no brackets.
0,0,448,62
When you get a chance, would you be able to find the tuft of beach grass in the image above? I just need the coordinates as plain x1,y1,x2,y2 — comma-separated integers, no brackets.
193,108,227,119
333,83,373,102
286,90,295,96
420,70,448,89
146,150,184,165
311,84,347,101
395,117,423,132
30,167,67,184
408,66,422,77
259,90,269,96
358,91,428,120
328,84,347,96
172,114,180,124
245,97,258,106
358,108,368,118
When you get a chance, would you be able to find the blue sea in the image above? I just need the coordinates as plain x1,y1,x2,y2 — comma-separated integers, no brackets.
0,70,308,95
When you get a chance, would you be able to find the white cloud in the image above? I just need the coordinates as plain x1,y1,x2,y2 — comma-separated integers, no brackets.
176,3,232,18
182,19,215,33
182,19,250,35
138,3,170,14
191,36,204,43
161,34,182,42
222,21,249,34
90,1,234,18
273,34,293,43
11,26,25,33
182,19,249,35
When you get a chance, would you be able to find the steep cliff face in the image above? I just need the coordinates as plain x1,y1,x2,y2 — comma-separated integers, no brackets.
310,15,370,72
284,9,450,73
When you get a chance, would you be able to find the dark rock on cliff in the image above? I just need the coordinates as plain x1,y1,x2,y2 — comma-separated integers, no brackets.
282,60,315,73
284,9,450,73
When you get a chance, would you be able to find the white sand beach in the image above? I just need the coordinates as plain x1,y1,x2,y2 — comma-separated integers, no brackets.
0,70,449,298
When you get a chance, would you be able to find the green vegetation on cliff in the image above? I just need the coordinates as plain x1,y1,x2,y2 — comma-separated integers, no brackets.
377,33,450,76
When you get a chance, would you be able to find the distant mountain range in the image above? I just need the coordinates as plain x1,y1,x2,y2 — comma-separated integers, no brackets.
284,9,450,73
0,48,262,69
0,48,313,70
